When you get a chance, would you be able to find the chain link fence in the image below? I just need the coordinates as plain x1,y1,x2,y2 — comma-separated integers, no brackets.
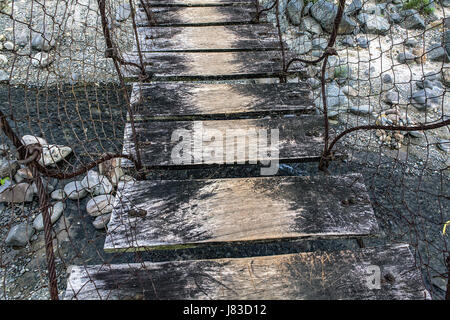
0,0,448,299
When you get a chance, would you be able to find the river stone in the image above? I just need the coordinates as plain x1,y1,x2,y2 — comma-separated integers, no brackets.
31,179,55,194
345,0,362,15
116,3,131,22
93,213,112,230
32,52,53,68
5,223,34,247
310,0,357,34
86,195,115,217
3,41,14,51
357,13,390,35
296,35,312,54
21,135,47,146
64,181,88,200
51,189,66,200
0,159,19,177
0,70,9,82
384,90,400,104
33,201,65,231
437,139,450,153
286,0,304,26
348,104,372,115
81,170,113,195
31,33,56,51
300,16,322,35
427,43,450,62
0,182,34,203
399,9,425,30
0,54,7,66
397,52,416,64
39,144,72,166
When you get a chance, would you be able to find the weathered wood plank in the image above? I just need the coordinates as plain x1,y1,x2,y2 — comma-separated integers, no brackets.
121,116,333,168
64,244,430,300
121,51,303,80
129,82,314,120
104,173,379,252
134,25,281,52
142,0,254,7
136,6,260,26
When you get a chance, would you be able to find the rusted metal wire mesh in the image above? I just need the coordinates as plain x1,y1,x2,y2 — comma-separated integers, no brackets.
0,0,448,300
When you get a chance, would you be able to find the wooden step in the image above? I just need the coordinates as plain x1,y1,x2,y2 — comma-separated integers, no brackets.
121,116,334,169
136,6,260,26
121,51,302,81
129,82,315,120
142,0,254,7
64,244,430,300
135,25,281,52
104,173,378,252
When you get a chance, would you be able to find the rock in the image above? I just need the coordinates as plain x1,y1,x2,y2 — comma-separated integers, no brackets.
32,52,53,68
382,74,393,83
0,144,9,156
404,39,417,48
14,168,33,183
399,9,425,30
444,30,450,55
315,82,348,111
437,139,450,153
384,90,400,104
119,175,135,183
0,177,12,194
64,181,88,200
341,35,354,47
348,104,372,115
443,68,450,87
21,135,47,146
93,213,112,230
356,37,368,48
310,0,357,34
86,195,115,217
300,16,323,35
306,77,321,89
345,0,362,15
312,37,328,51
342,85,357,96
99,157,124,186
51,189,66,200
0,54,7,66
31,33,55,51
296,34,312,54
0,159,19,177
397,52,416,64
407,131,424,139
31,178,55,194
427,43,449,62
32,201,65,231
0,183,34,203
5,223,34,247
40,145,72,166
357,13,390,35
3,41,14,51
286,0,304,26
81,170,113,195
411,88,441,110
116,3,131,22
0,70,8,82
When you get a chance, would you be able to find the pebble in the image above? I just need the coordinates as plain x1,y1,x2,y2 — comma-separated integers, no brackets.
40,144,72,166
86,195,115,217
397,52,416,64
356,37,368,48
5,223,35,247
115,3,131,22
384,90,400,104
21,135,47,146
92,213,112,230
14,168,33,182
31,33,55,51
64,181,88,200
0,70,8,82
31,52,53,68
81,170,113,195
0,54,7,66
32,201,65,231
348,104,372,115
437,139,450,153
382,74,392,83
0,159,19,177
50,189,66,200
0,183,34,203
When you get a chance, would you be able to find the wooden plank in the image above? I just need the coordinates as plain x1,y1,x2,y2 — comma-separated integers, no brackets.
134,25,281,52
121,51,303,80
136,6,260,26
142,0,254,7
121,116,333,168
104,173,379,252
129,82,315,120
64,244,430,300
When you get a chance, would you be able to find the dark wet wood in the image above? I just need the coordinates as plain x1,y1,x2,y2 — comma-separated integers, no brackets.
122,51,303,80
121,116,335,168
142,0,254,7
135,25,281,52
104,173,379,252
65,244,430,300
136,6,260,26
129,82,314,120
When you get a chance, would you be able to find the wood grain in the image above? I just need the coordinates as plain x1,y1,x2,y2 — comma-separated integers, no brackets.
136,6,260,26
121,51,304,80
134,25,281,52
129,82,314,120
65,244,430,300
104,173,379,252
121,116,334,168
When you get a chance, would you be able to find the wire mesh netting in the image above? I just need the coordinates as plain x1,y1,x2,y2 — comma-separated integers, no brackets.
0,0,448,300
